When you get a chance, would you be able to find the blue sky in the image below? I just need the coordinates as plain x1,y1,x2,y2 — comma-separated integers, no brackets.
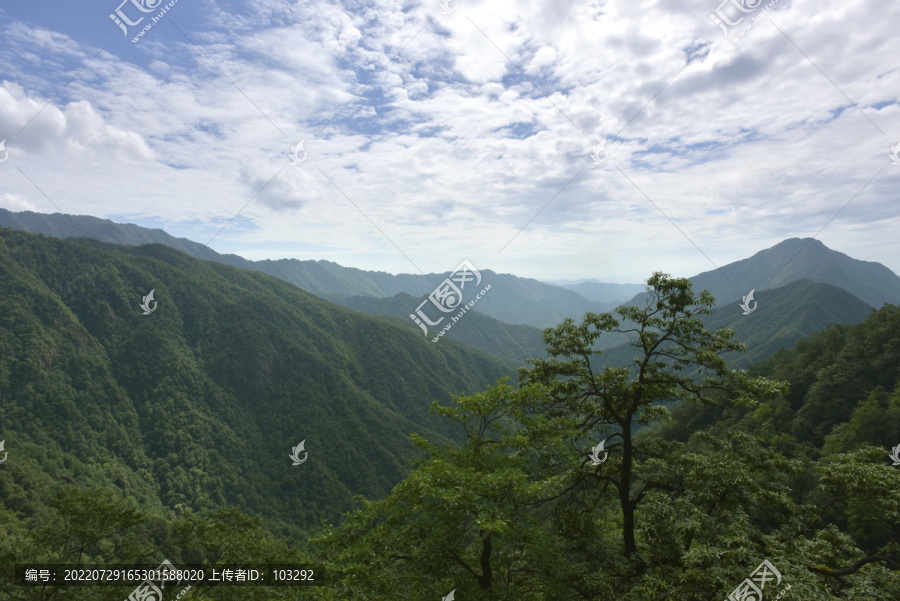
0,0,897,286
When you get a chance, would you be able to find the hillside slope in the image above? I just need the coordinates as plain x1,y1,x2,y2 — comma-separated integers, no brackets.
0,227,513,537
596,238,898,351
335,291,548,367
747,302,900,447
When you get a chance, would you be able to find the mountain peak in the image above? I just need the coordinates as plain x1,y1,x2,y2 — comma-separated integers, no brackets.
688,238,900,308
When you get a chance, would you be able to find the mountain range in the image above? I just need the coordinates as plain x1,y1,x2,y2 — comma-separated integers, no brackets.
0,209,611,329
2,213,899,599
2,208,900,368
546,279,645,303
688,237,900,309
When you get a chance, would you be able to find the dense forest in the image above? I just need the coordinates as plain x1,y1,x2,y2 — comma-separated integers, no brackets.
1,228,898,599
311,275,900,599
0,228,511,599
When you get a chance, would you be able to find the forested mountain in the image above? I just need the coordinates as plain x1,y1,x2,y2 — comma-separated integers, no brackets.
748,303,900,449
2,247,898,599
4,211,897,343
0,209,605,329
0,227,514,543
704,279,875,366
590,239,898,354
2,0,896,598
0,208,213,256
598,279,875,369
658,298,900,477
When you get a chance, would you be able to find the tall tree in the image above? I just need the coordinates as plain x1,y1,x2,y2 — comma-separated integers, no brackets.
518,271,784,559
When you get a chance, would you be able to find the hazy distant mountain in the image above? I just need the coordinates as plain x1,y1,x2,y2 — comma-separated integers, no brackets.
601,237,900,354
547,280,645,305
318,269,608,331
225,263,603,330
0,209,606,330
685,238,900,309
598,279,875,369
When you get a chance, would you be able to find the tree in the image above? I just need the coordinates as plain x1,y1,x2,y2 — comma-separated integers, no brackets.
312,380,573,599
518,272,784,560
173,506,307,601
1,487,149,601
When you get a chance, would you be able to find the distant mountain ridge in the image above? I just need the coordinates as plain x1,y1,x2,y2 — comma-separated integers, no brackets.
547,280,645,304
594,237,900,352
335,291,548,367
0,208,208,255
3,210,899,349
0,208,605,330
685,238,900,309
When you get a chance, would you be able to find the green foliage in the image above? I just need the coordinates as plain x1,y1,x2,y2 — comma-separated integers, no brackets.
313,274,900,599
4,225,900,599
172,506,308,600
0,227,513,599
746,303,900,447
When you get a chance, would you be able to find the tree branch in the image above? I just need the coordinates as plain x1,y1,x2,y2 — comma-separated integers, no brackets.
809,554,889,577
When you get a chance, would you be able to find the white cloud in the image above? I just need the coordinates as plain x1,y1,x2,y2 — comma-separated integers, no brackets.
0,80,153,160
0,0,896,284
0,192,41,212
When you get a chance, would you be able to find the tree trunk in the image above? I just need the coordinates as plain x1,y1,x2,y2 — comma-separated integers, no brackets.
478,532,493,590
620,420,637,557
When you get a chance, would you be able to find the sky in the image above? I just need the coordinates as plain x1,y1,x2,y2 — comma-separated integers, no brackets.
0,0,897,285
